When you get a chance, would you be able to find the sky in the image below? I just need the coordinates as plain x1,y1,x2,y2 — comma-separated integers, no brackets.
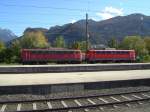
0,0,150,36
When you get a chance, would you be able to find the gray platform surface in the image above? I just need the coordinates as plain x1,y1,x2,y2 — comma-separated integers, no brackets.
0,63,150,67
0,70,150,86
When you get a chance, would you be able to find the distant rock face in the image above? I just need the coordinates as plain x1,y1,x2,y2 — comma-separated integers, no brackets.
24,27,48,34
21,13,150,45
0,28,17,42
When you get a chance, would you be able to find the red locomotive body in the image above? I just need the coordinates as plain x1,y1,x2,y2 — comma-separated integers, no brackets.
86,50,136,63
21,49,136,64
21,49,82,64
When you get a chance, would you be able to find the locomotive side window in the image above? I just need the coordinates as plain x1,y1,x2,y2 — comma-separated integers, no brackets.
52,51,56,54
107,51,111,54
123,51,129,54
113,51,115,54
102,51,105,54
119,51,122,54
39,50,42,54
96,51,104,54
45,51,49,54
32,50,38,54
96,51,99,54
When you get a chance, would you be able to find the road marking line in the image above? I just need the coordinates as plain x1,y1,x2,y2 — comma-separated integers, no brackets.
33,103,37,110
142,94,150,98
132,95,142,99
0,105,6,112
98,98,109,103
61,100,68,108
121,95,132,100
47,102,52,109
17,104,21,111
110,96,120,102
87,98,96,105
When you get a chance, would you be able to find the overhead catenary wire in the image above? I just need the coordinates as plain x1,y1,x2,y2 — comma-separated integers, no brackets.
0,0,96,24
0,20,64,25
0,3,100,13
0,2,89,25
0,0,95,36
0,11,84,17
4,0,92,5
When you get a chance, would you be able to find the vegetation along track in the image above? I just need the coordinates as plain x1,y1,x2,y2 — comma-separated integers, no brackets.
1,90,150,112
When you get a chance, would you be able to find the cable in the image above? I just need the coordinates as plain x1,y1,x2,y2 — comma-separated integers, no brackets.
0,11,84,17
4,0,91,4
0,1,95,36
0,3,84,11
0,20,65,26
0,3,99,13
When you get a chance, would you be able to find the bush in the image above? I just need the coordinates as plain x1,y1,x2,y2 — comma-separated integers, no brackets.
143,55,150,63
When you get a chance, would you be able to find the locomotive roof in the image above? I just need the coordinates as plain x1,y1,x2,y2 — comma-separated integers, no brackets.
88,49,135,51
22,48,81,51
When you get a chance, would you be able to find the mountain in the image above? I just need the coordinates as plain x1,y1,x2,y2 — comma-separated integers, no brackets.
24,27,48,34
95,13,150,42
24,13,150,45
0,28,17,42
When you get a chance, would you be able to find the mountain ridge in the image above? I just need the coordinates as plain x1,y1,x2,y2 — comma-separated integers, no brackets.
2,13,150,45
0,28,17,42
25,13,150,45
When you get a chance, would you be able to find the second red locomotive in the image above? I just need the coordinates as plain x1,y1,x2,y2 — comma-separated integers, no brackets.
86,50,136,63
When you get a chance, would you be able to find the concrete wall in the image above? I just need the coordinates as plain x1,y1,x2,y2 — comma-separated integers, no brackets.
0,79,150,95
51,84,84,93
0,63,150,73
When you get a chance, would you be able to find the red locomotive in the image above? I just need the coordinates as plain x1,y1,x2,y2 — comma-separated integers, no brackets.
86,50,136,63
21,49,136,64
21,48,83,64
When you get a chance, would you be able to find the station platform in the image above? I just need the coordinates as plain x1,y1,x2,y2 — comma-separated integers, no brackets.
0,70,150,86
0,70,150,94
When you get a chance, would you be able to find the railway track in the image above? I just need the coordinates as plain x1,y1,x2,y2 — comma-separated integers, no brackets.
1,89,150,112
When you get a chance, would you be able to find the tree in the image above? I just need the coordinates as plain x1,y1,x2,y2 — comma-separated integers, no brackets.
143,55,150,62
108,37,118,49
72,41,81,49
21,31,50,49
0,40,5,52
71,41,86,51
0,40,5,62
80,41,87,52
122,36,148,56
3,48,14,63
10,40,22,63
144,37,150,54
0,40,21,63
55,36,65,48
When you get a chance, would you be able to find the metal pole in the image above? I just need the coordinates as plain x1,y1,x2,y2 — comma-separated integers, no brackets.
86,13,89,51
